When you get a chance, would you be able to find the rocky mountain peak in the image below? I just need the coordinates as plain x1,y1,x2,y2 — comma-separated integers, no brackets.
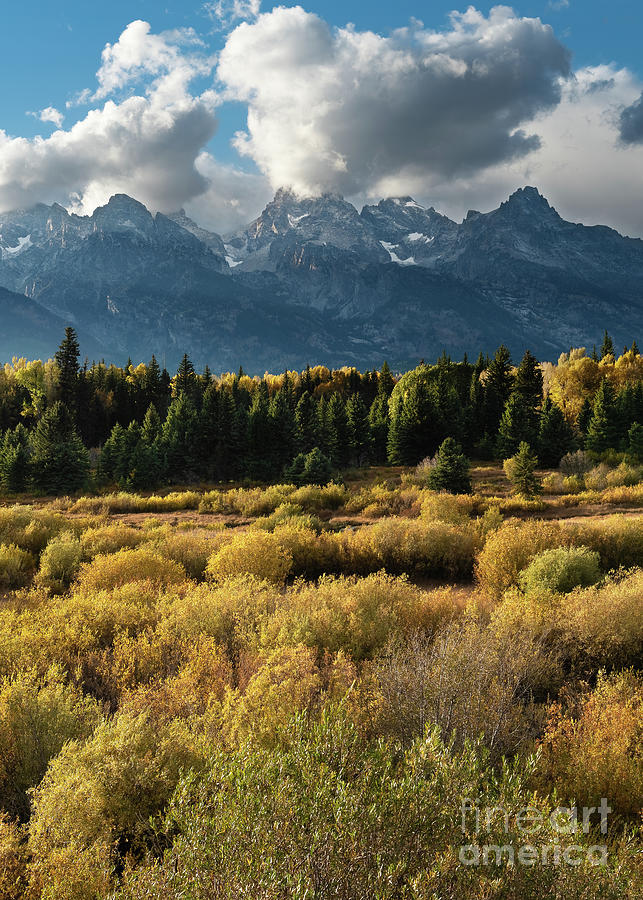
92,194,154,234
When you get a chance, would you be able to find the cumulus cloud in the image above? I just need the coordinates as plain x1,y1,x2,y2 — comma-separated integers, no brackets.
29,107,65,128
205,0,261,28
217,5,570,196
93,20,210,100
388,65,643,238
619,91,643,144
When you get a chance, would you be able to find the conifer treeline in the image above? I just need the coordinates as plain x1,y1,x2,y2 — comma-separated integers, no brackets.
0,328,641,493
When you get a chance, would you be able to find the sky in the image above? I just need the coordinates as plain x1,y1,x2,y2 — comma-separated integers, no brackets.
1,1,643,235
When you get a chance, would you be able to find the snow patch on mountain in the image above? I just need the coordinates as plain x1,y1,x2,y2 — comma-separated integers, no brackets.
1,235,32,259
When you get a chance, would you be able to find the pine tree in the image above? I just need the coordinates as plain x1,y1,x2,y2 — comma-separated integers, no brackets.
346,394,371,466
174,354,197,399
326,393,350,468
426,438,471,494
30,402,89,494
246,390,274,481
285,447,332,485
378,361,395,398
503,442,542,499
0,424,30,492
368,391,389,464
627,422,643,461
631,340,640,355
161,395,198,480
141,403,162,444
55,327,80,413
483,345,513,433
537,396,577,467
496,393,536,459
268,389,295,475
387,374,434,465
577,397,593,439
295,393,319,454
586,378,619,453
600,330,615,359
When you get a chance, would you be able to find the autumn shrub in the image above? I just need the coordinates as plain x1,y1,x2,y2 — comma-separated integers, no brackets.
272,524,342,580
536,671,643,821
206,530,292,585
28,712,203,899
71,491,201,515
261,573,461,660
420,491,476,523
0,543,35,588
346,517,478,579
146,527,222,580
0,505,66,554
252,503,324,534
559,449,593,477
606,461,641,487
0,667,102,820
289,481,348,512
571,515,643,570
372,617,552,757
157,577,280,662
80,523,146,557
518,546,601,595
0,813,29,900
36,533,83,590
76,547,186,593
475,520,567,597
584,463,611,491
122,637,233,723
221,645,324,746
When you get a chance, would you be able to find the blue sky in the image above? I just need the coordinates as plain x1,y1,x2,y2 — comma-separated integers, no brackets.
1,2,643,235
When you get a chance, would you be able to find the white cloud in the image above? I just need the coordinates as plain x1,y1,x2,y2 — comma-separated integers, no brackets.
93,19,210,100
205,0,261,29
0,22,232,220
217,5,570,197
30,107,65,128
384,65,643,238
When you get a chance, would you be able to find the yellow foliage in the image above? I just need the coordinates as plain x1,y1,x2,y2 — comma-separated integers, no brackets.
222,645,322,746
76,547,187,592
206,530,292,585
537,671,643,820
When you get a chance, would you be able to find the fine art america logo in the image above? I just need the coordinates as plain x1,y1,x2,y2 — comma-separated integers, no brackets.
459,798,611,867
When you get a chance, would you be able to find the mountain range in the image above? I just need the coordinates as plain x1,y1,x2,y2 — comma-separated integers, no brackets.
0,186,641,371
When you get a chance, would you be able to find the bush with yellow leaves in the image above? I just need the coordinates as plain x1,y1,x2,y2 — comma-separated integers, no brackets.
0,667,102,820
260,573,461,660
36,532,83,591
475,521,568,597
27,712,204,899
206,530,292,585
536,671,643,821
76,547,187,593
0,543,35,589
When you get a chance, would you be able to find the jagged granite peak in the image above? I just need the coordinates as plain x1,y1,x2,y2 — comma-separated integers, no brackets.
91,193,155,234
225,188,389,270
167,209,227,258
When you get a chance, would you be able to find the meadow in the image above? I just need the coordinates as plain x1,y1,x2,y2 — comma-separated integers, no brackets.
0,459,641,899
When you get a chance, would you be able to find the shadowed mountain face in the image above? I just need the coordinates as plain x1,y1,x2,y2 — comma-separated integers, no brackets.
0,187,641,370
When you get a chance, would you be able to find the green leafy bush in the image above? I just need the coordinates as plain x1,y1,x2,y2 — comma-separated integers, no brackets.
519,546,601,595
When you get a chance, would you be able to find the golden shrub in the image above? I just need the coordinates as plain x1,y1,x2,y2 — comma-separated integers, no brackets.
80,524,146,557
206,530,292,585
222,645,322,746
475,520,567,597
36,533,83,590
76,547,187,592
0,543,35,589
536,671,643,820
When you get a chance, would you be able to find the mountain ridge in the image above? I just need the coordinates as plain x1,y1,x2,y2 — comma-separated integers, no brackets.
0,186,640,370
